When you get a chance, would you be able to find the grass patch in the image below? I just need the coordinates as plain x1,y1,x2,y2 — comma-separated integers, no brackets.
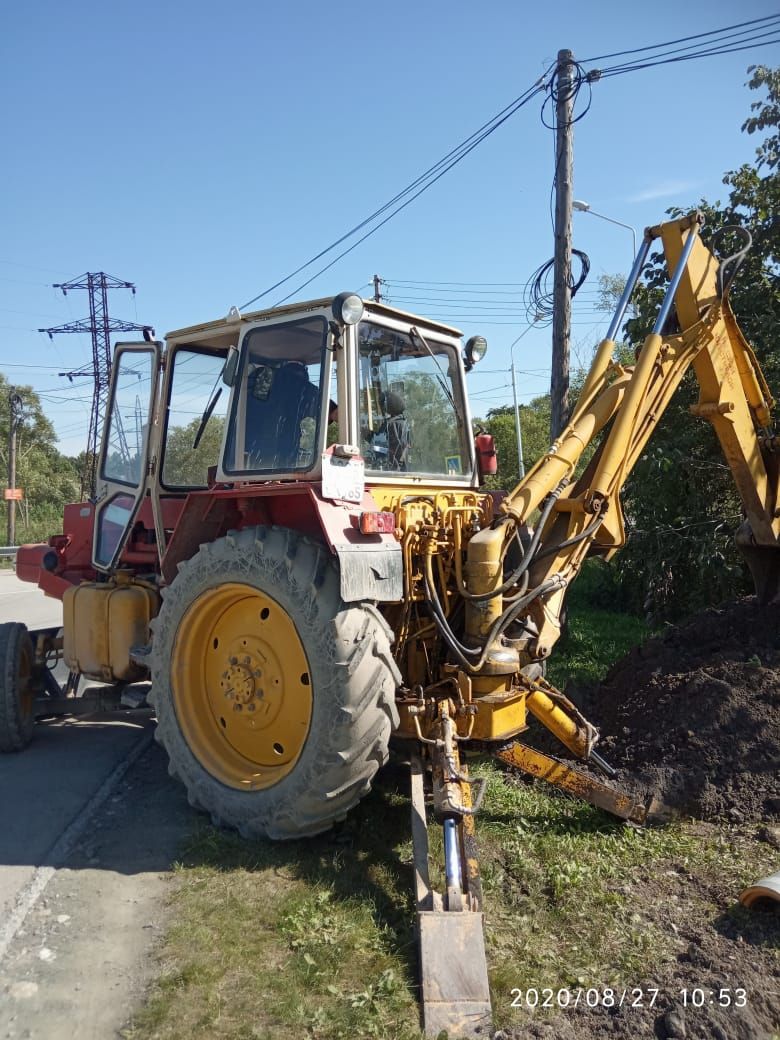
468,760,775,1030
123,774,423,1040
548,561,649,688
547,607,648,688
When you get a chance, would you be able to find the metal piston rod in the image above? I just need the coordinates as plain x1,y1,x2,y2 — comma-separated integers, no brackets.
443,817,463,911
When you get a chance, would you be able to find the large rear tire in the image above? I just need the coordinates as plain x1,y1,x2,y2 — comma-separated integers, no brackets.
149,526,400,839
0,622,35,752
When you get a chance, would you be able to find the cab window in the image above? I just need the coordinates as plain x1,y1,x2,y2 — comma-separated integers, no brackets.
161,347,229,489
358,323,468,478
224,315,329,475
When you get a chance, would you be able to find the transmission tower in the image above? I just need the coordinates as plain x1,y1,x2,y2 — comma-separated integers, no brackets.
39,272,152,498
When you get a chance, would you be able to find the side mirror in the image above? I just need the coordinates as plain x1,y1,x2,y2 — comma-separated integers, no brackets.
222,345,239,387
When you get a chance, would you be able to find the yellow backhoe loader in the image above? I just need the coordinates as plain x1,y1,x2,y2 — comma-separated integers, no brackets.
5,213,779,1036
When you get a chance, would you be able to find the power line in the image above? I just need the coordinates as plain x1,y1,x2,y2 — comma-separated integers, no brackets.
384,278,533,288
384,294,604,310
34,381,95,394
596,36,780,79
581,13,780,63
403,317,607,327
587,20,780,78
596,25,780,71
383,282,602,298
0,361,88,371
271,77,552,306
239,67,553,311
231,22,777,315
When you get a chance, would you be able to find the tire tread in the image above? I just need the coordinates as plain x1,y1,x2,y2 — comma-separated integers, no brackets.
0,622,35,753
150,526,399,840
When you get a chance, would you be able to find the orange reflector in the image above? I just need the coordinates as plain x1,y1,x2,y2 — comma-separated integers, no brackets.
360,511,395,534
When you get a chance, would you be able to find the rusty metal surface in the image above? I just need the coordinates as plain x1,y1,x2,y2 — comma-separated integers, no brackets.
494,741,649,823
460,763,483,912
417,910,492,1039
410,752,433,912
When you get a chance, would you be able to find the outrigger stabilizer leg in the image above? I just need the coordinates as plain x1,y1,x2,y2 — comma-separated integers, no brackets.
410,703,492,1038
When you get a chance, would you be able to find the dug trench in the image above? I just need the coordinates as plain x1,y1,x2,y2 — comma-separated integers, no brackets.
504,596,780,1040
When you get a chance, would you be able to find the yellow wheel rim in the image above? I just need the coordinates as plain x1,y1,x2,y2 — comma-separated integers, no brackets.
171,583,313,790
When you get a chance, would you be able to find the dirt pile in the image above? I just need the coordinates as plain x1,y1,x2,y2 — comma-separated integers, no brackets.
504,597,780,1039
589,597,780,822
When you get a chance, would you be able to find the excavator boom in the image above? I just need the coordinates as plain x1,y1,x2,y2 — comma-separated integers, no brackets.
468,213,780,669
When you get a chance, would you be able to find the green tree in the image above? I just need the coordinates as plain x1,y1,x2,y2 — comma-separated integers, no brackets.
162,416,225,487
609,65,780,618
0,378,80,543
477,394,553,491
400,371,463,473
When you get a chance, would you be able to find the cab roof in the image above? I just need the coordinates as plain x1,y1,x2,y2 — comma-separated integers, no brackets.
164,296,464,349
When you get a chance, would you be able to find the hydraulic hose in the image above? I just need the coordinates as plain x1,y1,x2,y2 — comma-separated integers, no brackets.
532,513,606,563
456,481,565,602
423,550,563,674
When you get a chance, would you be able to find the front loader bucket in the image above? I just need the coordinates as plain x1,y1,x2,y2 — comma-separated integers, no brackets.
740,868,780,908
417,911,492,1038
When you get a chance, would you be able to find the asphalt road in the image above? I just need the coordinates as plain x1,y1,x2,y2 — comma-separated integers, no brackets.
0,568,62,631
0,570,191,1038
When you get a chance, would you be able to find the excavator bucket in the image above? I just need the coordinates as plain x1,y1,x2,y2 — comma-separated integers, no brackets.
737,532,780,605
410,754,492,1038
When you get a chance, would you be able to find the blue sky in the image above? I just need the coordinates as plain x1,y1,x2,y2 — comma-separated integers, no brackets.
1,1,778,454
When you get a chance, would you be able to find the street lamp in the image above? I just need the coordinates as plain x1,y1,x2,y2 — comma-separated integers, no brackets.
572,199,637,263
508,321,539,479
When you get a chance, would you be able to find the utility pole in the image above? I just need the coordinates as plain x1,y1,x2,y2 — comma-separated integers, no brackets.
40,273,150,499
373,274,383,302
6,392,22,546
550,48,575,441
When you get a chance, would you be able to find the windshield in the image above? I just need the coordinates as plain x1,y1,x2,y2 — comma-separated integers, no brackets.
358,322,468,479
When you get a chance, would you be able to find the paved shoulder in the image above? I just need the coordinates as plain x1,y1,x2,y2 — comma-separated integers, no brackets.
0,740,192,1040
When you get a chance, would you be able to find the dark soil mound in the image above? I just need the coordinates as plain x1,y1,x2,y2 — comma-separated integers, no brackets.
589,598,780,822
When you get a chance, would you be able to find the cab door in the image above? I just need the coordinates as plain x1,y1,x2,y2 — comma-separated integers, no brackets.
92,342,160,572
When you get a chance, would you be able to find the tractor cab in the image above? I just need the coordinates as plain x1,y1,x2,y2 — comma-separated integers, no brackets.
206,293,482,489
103,294,484,494
91,294,488,578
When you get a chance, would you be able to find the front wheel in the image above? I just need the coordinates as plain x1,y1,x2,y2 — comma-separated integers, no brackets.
149,526,400,839
0,622,35,752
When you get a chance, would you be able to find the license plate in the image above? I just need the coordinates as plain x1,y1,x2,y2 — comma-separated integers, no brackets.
321,453,365,503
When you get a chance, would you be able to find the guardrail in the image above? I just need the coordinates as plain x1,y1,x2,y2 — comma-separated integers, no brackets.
0,546,19,558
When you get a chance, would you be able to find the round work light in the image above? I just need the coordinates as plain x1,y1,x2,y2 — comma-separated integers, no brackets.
332,292,365,325
464,335,488,370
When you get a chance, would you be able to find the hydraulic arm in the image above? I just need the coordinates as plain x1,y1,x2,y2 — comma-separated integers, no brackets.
409,217,779,1037
466,212,779,669
407,212,780,1038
